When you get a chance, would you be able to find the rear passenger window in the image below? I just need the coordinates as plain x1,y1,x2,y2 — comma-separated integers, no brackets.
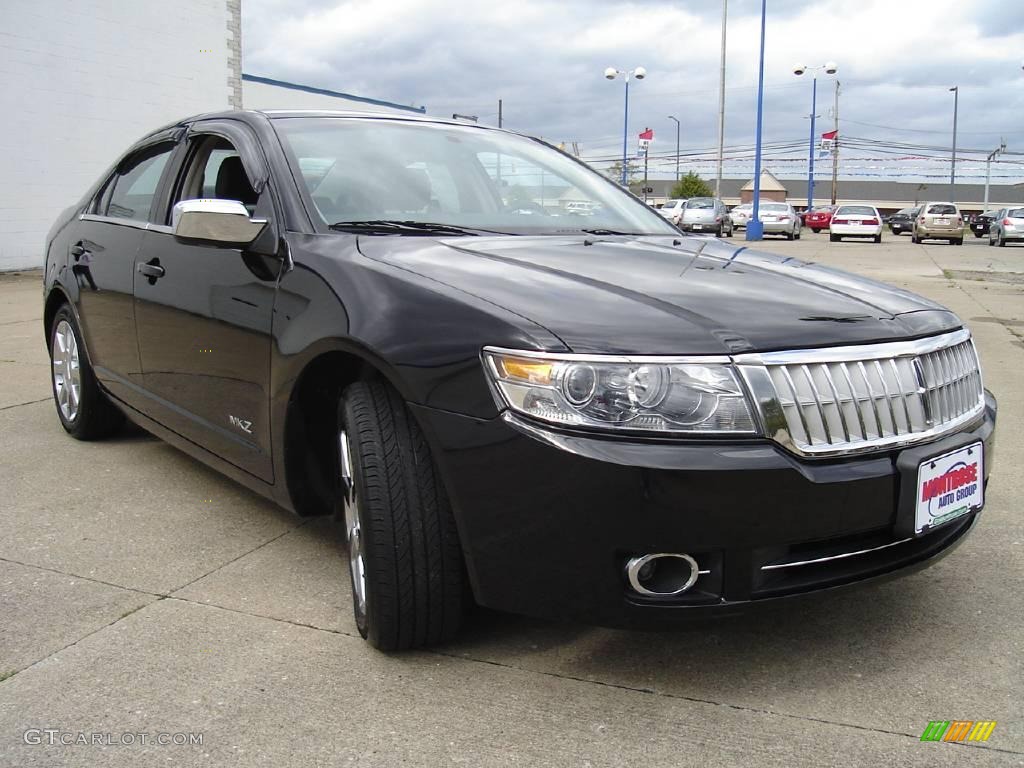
104,144,174,221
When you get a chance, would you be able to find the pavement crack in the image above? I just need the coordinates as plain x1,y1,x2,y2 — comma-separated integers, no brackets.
426,649,1023,756
0,397,50,411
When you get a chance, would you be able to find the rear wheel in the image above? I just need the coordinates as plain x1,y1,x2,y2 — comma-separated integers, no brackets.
998,233,1006,247
49,305,124,440
955,238,964,246
829,233,839,243
873,234,882,244
812,228,820,233
337,377,464,650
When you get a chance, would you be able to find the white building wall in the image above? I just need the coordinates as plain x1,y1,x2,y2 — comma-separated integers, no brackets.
0,0,239,270
243,77,423,115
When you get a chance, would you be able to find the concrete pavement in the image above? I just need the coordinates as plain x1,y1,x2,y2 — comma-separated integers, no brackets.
0,234,1021,766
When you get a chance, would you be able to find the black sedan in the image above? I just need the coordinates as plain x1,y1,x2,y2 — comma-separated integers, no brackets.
971,210,999,238
44,111,996,649
888,206,920,235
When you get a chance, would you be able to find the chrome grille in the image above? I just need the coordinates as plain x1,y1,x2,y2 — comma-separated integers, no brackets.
736,330,984,456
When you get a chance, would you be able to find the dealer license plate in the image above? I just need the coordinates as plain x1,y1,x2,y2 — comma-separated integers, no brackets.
937,218,949,225
693,224,703,230
915,443,983,534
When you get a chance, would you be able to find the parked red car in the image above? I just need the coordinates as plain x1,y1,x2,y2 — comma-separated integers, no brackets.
803,205,836,232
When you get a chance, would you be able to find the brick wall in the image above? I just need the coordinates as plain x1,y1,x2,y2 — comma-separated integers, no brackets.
0,0,235,269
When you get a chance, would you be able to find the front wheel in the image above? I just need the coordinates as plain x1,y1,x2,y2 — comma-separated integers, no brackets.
49,305,124,440
829,233,839,243
337,378,464,650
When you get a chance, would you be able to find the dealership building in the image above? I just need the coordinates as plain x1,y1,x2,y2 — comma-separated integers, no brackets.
0,0,424,271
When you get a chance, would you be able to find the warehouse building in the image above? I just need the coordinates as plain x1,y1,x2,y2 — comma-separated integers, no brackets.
0,1,423,270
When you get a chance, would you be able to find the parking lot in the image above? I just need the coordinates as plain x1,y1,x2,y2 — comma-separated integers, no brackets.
0,233,1021,766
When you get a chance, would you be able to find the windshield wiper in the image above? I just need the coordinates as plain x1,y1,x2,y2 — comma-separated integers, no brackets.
328,220,504,236
578,228,633,235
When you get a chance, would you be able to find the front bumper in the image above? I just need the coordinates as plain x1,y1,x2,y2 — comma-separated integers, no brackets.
412,392,996,629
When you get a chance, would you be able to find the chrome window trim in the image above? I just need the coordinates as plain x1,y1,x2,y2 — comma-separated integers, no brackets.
79,213,151,231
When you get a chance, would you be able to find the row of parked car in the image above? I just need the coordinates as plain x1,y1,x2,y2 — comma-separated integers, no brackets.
658,198,1024,247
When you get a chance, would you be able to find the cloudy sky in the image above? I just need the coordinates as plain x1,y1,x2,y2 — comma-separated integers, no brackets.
244,0,1024,184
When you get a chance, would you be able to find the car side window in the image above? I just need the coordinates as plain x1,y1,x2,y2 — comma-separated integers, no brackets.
171,136,259,218
103,144,175,221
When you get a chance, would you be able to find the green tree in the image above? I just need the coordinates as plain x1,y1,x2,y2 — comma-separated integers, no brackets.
603,159,640,187
670,172,713,199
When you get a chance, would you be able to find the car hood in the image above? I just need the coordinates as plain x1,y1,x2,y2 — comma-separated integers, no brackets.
358,235,960,355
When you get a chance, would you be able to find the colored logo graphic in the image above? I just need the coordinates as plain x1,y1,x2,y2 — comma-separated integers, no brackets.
920,721,996,742
920,459,977,520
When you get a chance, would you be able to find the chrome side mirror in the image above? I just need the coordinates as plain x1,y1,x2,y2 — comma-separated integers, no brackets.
171,199,267,246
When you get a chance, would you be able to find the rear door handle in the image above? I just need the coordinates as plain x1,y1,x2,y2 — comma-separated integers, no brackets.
137,261,165,279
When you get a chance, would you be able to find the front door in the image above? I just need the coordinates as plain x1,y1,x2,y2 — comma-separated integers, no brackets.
133,129,280,481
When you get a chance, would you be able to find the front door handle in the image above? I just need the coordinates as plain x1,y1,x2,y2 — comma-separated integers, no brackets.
137,260,165,280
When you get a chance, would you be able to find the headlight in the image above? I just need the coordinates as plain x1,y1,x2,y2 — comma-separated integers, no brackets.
482,348,758,435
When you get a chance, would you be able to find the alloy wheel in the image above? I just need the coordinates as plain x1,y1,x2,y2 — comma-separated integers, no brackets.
338,429,366,618
52,319,81,422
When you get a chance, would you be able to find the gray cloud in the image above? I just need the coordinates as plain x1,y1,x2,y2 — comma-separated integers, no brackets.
242,0,1024,182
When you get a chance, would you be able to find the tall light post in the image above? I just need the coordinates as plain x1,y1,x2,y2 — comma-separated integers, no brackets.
984,140,1007,210
949,86,959,200
793,62,838,212
715,0,728,198
746,0,767,241
605,66,647,187
667,115,681,182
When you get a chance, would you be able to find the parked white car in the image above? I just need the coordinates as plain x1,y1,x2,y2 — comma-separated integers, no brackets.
829,204,884,243
658,199,686,225
756,202,801,240
730,203,753,229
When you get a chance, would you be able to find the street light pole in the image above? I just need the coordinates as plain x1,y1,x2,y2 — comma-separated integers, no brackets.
668,115,681,182
715,0,728,198
605,67,647,187
830,80,840,205
746,0,767,242
794,62,838,212
949,86,959,200
984,140,1006,210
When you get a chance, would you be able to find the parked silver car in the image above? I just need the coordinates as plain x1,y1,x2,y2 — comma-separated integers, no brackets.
756,202,802,239
989,206,1024,247
730,203,753,229
678,197,733,237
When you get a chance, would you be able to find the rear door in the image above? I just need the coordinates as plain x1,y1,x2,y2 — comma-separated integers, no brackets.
72,137,179,408
133,121,281,480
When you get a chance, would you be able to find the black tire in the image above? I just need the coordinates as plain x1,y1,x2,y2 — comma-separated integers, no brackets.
725,225,733,238
794,229,801,240
873,234,882,244
955,238,964,246
811,228,820,233
338,377,464,650
911,233,919,244
785,230,794,241
988,235,994,246
997,234,1006,247
829,233,839,243
48,304,124,440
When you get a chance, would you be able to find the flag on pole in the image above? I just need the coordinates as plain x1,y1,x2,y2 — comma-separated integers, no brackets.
638,128,654,142
819,129,837,153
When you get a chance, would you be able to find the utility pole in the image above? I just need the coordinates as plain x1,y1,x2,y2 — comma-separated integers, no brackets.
668,115,681,182
498,99,502,128
949,86,959,200
984,140,1006,210
715,0,728,198
830,80,840,205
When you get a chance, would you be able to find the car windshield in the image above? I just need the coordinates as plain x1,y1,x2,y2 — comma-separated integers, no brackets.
686,198,715,209
274,117,679,236
836,206,875,216
927,204,957,215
